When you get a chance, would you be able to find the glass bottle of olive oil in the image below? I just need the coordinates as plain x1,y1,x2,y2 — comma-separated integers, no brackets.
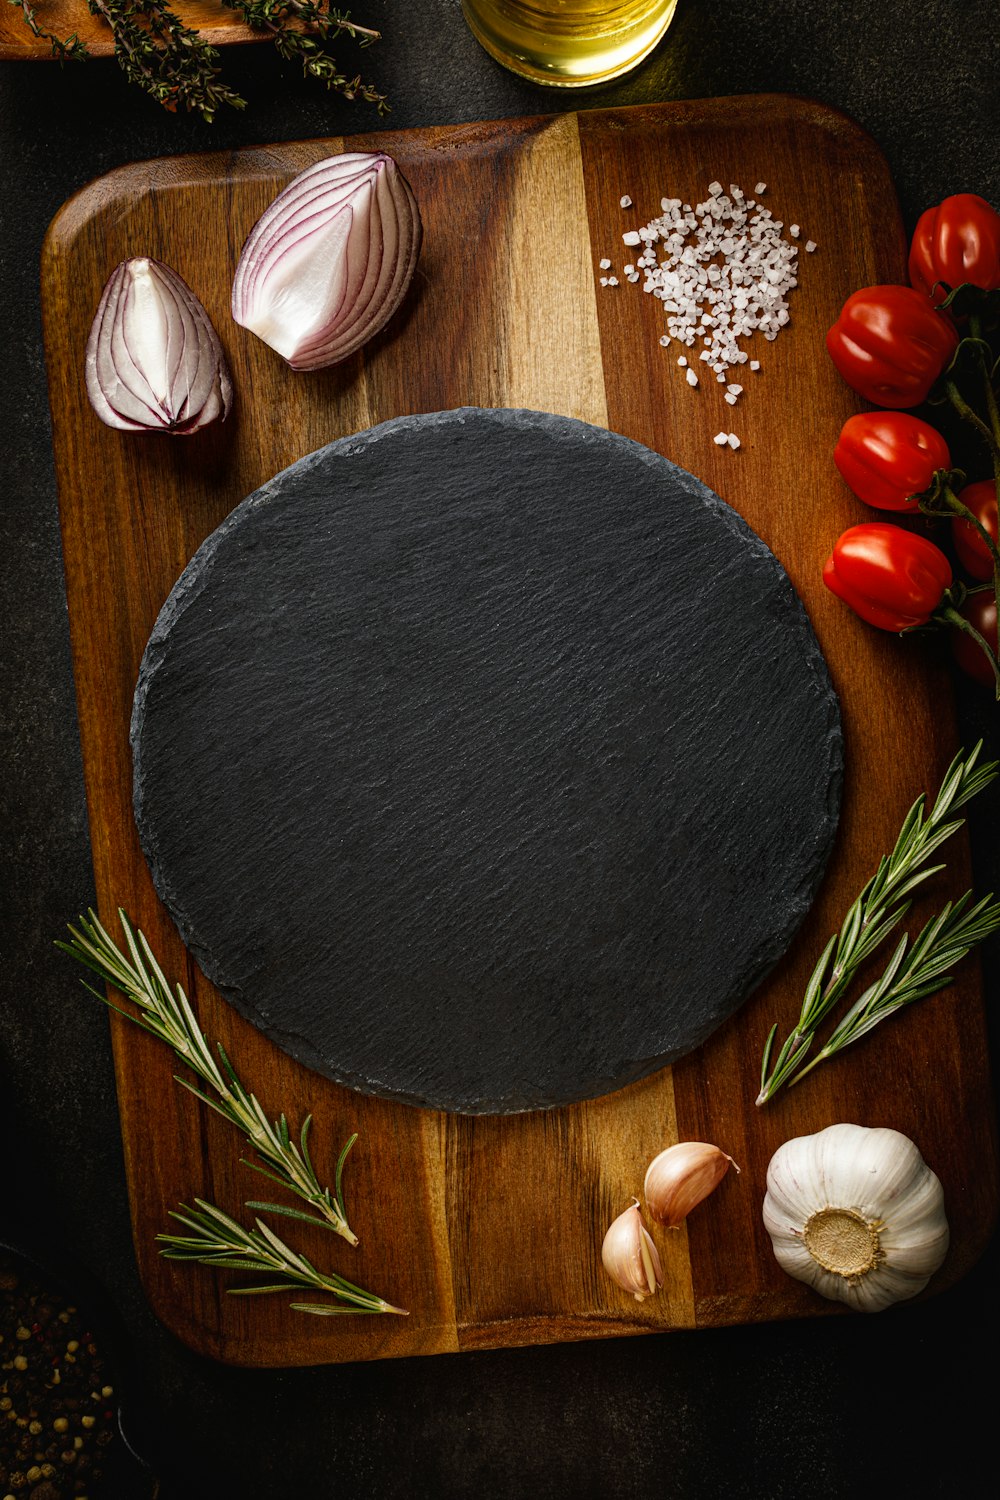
461,0,679,87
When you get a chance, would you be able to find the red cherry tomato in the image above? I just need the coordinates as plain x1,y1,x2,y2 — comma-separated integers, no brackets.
909,194,1000,307
950,589,999,688
833,411,951,512
950,479,1000,582
823,523,953,632
826,285,958,408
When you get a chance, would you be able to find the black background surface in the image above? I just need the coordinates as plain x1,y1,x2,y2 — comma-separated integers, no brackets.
2,3,998,1496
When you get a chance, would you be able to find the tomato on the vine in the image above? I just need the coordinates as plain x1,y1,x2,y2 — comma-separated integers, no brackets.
826,285,958,408
833,411,951,512
822,523,953,632
950,479,1000,581
950,589,999,688
909,194,1000,307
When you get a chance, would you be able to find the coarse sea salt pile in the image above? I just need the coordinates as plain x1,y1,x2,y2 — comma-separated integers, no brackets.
600,180,816,449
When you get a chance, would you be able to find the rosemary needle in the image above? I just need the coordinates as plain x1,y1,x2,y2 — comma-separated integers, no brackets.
758,740,999,1105
158,1199,407,1316
57,908,359,1244
786,890,1000,1089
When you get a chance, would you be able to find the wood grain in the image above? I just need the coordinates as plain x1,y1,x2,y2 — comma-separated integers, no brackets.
41,95,999,1367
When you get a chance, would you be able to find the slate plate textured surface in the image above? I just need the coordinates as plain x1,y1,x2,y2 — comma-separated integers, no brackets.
131,407,842,1113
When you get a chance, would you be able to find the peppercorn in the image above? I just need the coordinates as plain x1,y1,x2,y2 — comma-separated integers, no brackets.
0,1251,124,1500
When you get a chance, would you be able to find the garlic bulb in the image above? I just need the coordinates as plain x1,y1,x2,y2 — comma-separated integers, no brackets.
762,1123,949,1313
601,1200,663,1301
85,257,233,434
644,1142,738,1228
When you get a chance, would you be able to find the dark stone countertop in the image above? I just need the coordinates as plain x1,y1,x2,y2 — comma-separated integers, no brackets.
2,3,997,1496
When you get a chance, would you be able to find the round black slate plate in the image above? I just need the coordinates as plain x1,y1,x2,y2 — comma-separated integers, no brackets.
131,408,842,1114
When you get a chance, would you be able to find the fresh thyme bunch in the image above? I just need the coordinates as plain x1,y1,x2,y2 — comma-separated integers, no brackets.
224,0,388,111
9,0,387,121
59,907,360,1243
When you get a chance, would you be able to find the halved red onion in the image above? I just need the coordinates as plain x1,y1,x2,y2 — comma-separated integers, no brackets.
85,258,233,435
231,151,423,372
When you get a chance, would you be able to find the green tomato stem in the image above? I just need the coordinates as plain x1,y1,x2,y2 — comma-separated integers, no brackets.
937,601,1000,700
968,312,1000,491
934,480,1000,633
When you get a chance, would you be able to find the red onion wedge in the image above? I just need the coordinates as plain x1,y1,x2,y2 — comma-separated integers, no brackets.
231,151,423,372
85,258,233,435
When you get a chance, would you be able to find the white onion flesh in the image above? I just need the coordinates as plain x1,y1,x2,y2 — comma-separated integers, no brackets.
85,258,233,435
231,152,423,372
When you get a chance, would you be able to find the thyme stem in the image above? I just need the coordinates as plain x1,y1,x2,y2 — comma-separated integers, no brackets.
222,0,389,112
86,0,247,121
9,0,387,118
6,0,89,58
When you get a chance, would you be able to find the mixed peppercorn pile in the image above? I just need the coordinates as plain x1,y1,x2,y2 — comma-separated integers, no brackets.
0,1250,121,1500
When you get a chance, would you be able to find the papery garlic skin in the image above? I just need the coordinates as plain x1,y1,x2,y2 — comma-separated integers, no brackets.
763,1123,949,1313
644,1141,737,1228
601,1200,663,1302
85,258,233,434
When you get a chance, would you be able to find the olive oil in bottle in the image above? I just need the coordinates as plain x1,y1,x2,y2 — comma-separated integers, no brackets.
461,0,679,87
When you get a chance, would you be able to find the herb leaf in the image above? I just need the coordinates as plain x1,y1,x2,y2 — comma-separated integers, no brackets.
757,741,999,1104
58,907,360,1243
157,1199,408,1315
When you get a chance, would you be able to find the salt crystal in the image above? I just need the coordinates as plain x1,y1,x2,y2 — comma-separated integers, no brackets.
727,383,743,395
599,258,611,270
713,432,729,445
686,368,699,387
659,335,671,346
599,177,805,392
755,182,766,194
806,240,817,253
677,356,688,367
620,194,633,208
789,224,800,238
727,433,740,449
725,393,738,405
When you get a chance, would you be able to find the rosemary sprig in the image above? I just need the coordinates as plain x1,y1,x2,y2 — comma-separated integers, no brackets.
158,1199,407,1315
757,740,999,1105
57,907,359,1244
784,891,1000,1090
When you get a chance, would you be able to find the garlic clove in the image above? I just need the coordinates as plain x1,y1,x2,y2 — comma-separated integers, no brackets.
601,1200,663,1302
643,1141,738,1228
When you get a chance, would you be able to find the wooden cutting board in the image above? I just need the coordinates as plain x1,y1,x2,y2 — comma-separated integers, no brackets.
41,94,999,1367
